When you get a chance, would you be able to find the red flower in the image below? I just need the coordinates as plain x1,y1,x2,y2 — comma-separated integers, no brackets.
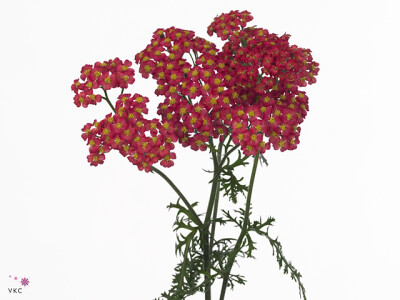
74,10,319,171
87,153,105,166
80,64,93,80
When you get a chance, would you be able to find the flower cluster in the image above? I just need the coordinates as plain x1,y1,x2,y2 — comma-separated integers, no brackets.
135,10,319,156
135,26,229,152
71,58,135,108
73,10,319,171
81,93,177,172
207,10,254,40
72,58,177,172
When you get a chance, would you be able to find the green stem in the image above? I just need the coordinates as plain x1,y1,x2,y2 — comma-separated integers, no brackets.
208,144,240,184
151,166,203,227
219,151,260,300
189,51,196,66
203,138,220,300
101,88,115,113
210,140,224,251
202,137,226,300
205,138,219,223
177,91,193,105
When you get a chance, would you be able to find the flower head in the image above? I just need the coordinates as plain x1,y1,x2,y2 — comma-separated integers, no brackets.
73,11,319,171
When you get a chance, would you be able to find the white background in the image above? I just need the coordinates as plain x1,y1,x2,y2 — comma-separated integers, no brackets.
1,0,399,299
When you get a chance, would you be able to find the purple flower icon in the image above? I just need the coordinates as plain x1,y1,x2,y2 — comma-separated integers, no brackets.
20,277,29,287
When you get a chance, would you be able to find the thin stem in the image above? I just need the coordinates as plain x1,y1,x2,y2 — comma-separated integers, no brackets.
208,144,240,184
219,151,260,300
203,138,219,300
224,135,232,155
219,144,239,170
151,166,203,227
205,138,219,223
101,87,115,113
210,140,224,251
189,51,196,66
177,91,193,105
209,184,220,249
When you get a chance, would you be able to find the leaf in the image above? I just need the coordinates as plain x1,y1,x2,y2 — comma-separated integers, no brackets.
168,199,201,227
259,153,269,167
255,228,307,300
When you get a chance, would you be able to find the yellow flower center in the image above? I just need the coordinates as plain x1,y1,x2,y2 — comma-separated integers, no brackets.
144,65,151,73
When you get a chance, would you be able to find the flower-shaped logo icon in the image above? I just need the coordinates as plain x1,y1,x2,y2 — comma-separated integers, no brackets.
20,277,29,287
